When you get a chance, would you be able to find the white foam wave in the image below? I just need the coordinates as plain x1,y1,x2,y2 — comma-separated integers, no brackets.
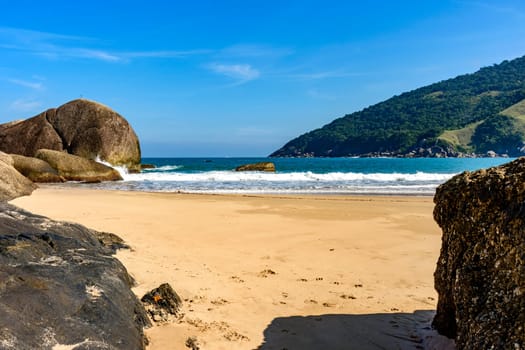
145,165,183,172
121,170,456,183
94,156,129,177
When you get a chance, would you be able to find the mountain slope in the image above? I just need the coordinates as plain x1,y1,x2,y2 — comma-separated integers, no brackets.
271,55,525,157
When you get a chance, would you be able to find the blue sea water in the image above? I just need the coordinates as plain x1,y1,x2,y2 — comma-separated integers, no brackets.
87,157,514,195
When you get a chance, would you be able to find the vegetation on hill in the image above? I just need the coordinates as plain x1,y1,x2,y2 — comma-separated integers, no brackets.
270,55,525,157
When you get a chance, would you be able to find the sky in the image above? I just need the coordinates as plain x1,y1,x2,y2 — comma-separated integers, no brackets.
1,0,525,157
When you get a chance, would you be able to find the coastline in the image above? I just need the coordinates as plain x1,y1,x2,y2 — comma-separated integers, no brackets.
11,187,453,349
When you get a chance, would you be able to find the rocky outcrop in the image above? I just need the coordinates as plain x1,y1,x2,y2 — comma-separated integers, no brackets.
0,203,150,349
0,113,64,157
0,152,36,201
10,154,64,183
235,162,276,172
36,149,122,182
0,99,141,171
141,283,182,323
433,157,525,349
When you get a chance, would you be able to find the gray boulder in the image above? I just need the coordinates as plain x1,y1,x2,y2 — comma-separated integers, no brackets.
433,157,525,349
0,152,36,202
0,203,150,349
10,154,64,183
235,162,276,172
0,99,141,171
35,149,122,182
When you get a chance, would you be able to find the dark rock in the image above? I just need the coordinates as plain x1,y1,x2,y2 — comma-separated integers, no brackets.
0,111,64,157
141,283,182,323
35,149,122,182
140,164,156,170
235,162,276,172
0,99,141,171
0,152,36,202
0,203,150,349
10,154,64,183
432,157,525,349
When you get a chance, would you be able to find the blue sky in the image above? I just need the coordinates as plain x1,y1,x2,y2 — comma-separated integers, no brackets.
1,0,525,157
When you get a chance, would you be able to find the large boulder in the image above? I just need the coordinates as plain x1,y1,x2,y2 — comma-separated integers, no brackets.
35,149,122,182
0,152,36,202
0,113,64,157
235,162,276,172
0,99,141,171
10,154,64,183
0,203,150,349
432,157,525,349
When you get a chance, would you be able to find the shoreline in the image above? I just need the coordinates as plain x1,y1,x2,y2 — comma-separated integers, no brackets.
11,187,453,349
33,182,437,198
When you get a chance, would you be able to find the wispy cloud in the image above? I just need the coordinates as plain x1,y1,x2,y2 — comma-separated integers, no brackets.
9,98,42,113
206,63,260,84
8,78,44,90
0,26,209,63
456,1,525,19
125,49,212,59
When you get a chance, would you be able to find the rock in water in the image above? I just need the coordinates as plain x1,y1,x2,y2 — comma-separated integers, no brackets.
235,162,276,172
0,99,141,171
35,149,122,182
0,203,150,349
433,157,525,349
0,152,36,201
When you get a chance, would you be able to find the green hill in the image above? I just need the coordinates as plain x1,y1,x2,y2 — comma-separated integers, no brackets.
270,55,525,157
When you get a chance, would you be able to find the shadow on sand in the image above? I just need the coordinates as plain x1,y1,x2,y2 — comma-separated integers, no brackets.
256,309,454,350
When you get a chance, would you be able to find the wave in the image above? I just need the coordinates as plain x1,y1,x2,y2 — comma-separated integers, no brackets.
120,170,456,183
144,165,183,172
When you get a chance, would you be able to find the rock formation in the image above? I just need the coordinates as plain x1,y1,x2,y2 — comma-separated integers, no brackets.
0,99,141,171
10,154,64,183
0,152,36,201
36,149,122,182
235,162,276,172
0,203,150,349
141,283,182,323
433,157,525,349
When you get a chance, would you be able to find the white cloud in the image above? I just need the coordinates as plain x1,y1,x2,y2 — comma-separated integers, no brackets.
0,26,209,63
8,78,44,90
9,98,42,112
206,63,260,83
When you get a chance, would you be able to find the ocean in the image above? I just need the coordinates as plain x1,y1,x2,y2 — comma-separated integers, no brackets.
82,157,514,196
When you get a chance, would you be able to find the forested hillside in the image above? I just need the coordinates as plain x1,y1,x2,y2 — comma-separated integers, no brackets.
271,55,525,157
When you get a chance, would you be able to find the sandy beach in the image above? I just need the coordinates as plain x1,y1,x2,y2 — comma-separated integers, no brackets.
12,187,452,349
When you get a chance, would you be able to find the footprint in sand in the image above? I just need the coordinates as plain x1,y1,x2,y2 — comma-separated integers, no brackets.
297,278,308,282
304,299,318,304
210,298,229,306
322,302,335,307
340,294,356,300
230,276,245,283
258,269,276,278
354,283,363,288
315,277,323,281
